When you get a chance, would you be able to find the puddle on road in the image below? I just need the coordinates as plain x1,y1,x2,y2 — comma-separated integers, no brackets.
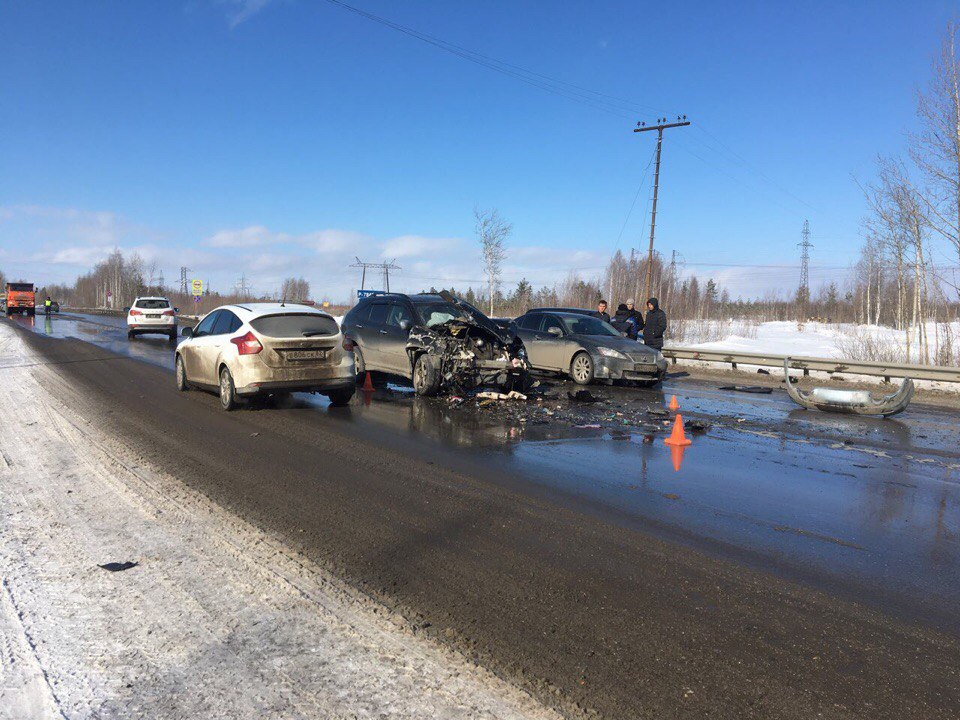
16,311,960,630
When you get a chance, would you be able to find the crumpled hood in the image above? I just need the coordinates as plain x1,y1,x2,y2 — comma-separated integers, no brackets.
437,290,515,345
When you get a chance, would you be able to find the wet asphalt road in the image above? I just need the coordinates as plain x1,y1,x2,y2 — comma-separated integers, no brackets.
10,311,960,718
20,310,960,630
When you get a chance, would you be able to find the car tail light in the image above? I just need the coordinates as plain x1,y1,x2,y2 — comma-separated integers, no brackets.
231,331,263,355
129,309,142,316
161,309,175,316
342,334,355,352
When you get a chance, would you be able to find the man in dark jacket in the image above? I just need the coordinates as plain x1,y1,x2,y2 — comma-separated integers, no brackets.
593,300,610,323
611,303,639,339
625,298,644,333
642,298,667,349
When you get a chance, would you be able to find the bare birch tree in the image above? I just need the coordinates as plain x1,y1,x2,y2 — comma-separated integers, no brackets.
911,22,960,298
280,277,310,302
474,207,510,316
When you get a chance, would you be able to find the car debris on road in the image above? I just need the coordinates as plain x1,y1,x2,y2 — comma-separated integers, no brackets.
783,357,915,416
719,385,773,394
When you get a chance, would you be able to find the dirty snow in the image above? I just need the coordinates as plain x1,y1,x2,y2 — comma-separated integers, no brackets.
0,322,559,720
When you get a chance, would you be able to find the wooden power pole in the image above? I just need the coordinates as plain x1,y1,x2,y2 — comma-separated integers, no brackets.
634,115,690,302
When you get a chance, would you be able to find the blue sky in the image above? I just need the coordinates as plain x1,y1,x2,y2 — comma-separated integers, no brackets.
1,0,956,301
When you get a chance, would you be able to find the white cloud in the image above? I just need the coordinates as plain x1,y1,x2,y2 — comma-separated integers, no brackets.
379,235,461,259
0,205,628,302
206,225,277,248
301,229,366,254
47,245,115,266
219,0,274,28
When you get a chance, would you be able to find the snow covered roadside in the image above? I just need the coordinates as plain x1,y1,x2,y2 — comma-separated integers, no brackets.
0,324,559,720
679,321,843,358
670,320,960,394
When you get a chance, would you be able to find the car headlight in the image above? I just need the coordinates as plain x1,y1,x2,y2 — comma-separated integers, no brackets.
597,347,629,360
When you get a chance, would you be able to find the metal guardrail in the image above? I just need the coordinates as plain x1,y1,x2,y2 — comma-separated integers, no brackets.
661,347,960,384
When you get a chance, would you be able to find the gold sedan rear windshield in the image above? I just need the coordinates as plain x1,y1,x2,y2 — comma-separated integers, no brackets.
251,313,339,338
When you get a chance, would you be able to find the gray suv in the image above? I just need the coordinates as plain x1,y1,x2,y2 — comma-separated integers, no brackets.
341,292,530,396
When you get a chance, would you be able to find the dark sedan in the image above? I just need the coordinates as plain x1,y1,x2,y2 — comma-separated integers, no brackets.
514,309,667,385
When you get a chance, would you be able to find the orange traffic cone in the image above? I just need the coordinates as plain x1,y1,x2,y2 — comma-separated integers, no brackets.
668,395,680,411
362,372,375,392
669,444,686,472
664,414,692,447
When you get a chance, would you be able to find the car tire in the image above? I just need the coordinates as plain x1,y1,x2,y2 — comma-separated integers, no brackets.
127,330,136,340
219,366,239,411
570,352,595,385
168,329,178,342
327,387,354,407
413,354,442,397
353,345,366,379
175,354,190,391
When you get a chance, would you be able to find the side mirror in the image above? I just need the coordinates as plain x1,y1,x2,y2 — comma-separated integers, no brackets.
174,307,180,313
181,327,193,338
547,326,563,337
399,319,411,331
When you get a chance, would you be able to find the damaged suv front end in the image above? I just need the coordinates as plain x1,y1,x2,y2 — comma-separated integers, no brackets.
407,292,529,396
341,291,530,397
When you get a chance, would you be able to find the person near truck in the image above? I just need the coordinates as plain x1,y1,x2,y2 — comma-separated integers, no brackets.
593,300,610,324
642,297,667,350
44,296,52,315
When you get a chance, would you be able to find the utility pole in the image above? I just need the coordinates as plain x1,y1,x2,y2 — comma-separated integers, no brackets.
797,219,813,319
350,258,401,293
634,115,690,302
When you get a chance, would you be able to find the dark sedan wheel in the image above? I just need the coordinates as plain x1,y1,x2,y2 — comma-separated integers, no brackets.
175,355,190,391
219,367,239,411
571,352,595,385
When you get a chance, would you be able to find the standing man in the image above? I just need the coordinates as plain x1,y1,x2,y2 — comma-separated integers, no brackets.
44,296,52,315
642,298,667,349
625,298,644,335
611,303,639,339
593,299,610,323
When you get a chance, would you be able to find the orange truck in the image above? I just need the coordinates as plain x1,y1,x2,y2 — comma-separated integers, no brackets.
5,282,36,316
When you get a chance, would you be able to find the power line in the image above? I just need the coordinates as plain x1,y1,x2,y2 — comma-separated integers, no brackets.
350,257,401,292
612,145,657,252
318,0,665,119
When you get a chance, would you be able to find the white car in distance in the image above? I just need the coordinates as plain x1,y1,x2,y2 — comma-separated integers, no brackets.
126,296,178,341
175,303,356,410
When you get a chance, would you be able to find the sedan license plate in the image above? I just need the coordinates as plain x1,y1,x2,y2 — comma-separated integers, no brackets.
634,363,652,372
147,314,161,319
286,349,327,361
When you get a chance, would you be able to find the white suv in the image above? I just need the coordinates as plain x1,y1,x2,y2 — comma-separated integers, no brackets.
126,297,178,340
